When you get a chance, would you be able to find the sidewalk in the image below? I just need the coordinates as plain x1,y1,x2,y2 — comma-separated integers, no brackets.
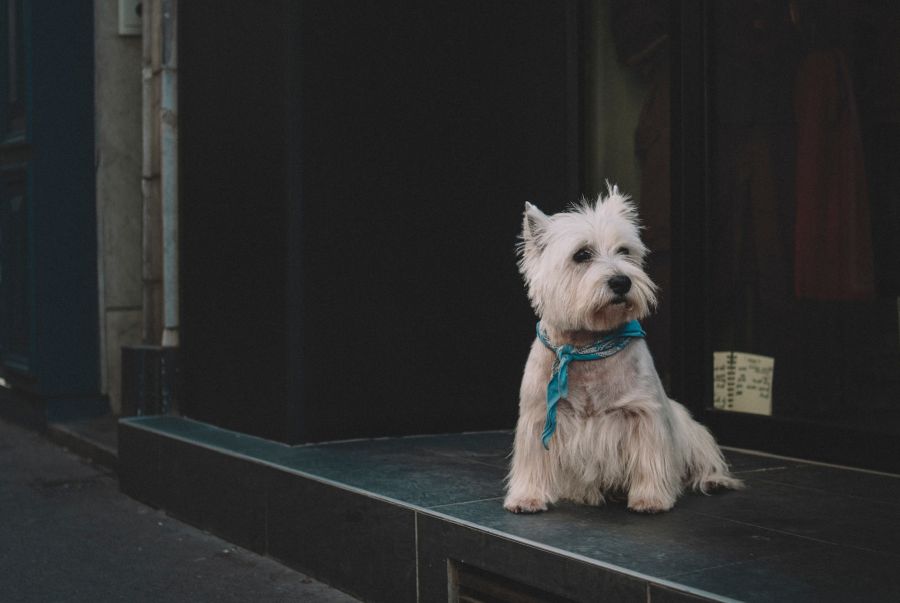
0,418,357,603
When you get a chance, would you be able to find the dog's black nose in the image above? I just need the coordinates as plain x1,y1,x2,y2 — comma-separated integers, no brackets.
608,275,632,295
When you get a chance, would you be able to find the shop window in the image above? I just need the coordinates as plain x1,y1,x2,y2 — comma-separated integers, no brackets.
704,0,900,466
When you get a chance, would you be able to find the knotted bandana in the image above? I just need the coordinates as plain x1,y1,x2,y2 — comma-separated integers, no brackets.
536,320,645,449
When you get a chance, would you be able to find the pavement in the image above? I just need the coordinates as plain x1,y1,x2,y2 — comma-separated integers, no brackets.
0,417,358,602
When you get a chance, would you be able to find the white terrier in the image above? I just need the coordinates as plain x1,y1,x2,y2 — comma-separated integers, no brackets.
504,186,742,514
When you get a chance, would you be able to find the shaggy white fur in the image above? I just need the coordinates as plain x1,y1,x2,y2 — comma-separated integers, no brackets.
505,186,743,514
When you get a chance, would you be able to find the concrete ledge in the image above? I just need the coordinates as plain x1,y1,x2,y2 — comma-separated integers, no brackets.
118,416,900,603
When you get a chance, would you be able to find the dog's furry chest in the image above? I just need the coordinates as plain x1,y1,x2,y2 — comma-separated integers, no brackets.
559,349,637,417
521,338,664,419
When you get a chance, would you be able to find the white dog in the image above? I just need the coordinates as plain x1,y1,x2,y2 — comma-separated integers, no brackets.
504,186,742,514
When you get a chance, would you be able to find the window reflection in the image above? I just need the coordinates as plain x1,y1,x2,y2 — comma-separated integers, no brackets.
709,0,900,432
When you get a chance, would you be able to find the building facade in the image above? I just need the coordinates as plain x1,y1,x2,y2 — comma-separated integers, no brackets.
2,0,899,468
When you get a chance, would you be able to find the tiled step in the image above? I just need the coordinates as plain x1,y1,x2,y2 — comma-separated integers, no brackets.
118,416,900,602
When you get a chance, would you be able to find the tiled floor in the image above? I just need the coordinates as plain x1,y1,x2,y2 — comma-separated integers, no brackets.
120,416,900,602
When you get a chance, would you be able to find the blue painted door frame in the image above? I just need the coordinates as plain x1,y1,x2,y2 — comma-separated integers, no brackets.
0,1,107,421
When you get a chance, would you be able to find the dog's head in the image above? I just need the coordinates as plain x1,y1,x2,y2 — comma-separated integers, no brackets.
518,184,657,333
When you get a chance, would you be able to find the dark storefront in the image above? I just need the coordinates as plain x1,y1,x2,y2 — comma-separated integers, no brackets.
111,2,900,600
176,0,900,472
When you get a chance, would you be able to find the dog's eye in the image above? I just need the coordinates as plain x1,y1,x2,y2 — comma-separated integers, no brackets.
572,247,593,263
616,246,630,256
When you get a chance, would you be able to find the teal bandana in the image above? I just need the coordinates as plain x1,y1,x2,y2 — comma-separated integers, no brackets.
536,320,646,449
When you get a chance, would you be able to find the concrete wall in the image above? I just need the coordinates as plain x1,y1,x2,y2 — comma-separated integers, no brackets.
94,0,143,414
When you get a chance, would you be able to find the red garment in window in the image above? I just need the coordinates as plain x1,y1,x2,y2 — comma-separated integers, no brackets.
794,48,874,300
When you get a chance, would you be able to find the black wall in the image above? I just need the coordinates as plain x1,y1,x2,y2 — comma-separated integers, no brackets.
180,3,289,440
181,1,581,443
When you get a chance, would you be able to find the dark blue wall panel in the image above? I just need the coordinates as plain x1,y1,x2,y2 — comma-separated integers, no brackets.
0,1,104,420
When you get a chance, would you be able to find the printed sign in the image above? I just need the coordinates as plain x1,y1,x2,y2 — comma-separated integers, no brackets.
713,351,774,416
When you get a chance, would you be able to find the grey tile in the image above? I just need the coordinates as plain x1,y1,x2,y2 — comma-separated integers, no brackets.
679,476,900,556
126,419,511,507
123,415,207,434
306,430,513,471
417,512,648,602
723,449,807,473
431,496,821,580
742,463,900,506
668,545,900,603
269,434,510,507
125,415,293,460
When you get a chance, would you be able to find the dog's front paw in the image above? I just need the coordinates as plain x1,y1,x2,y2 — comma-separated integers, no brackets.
627,494,674,514
503,496,548,514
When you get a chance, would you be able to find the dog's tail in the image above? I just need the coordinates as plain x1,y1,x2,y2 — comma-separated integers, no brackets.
670,400,745,493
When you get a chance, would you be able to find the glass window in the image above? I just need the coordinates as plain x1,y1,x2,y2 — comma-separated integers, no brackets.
707,0,900,435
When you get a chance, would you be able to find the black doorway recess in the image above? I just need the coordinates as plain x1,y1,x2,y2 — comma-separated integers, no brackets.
180,1,582,443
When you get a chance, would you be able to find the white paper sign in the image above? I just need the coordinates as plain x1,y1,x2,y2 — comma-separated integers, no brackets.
713,351,774,416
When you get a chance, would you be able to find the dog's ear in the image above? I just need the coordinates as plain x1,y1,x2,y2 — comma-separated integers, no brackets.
522,202,550,255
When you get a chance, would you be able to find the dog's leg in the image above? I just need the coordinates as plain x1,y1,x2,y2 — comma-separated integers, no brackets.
622,407,682,513
504,410,556,513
